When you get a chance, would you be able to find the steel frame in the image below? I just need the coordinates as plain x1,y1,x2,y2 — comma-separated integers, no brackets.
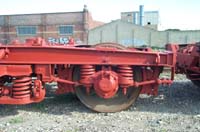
0,38,175,105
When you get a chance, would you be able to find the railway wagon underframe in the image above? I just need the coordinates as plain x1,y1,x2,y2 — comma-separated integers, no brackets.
167,43,200,89
0,38,175,112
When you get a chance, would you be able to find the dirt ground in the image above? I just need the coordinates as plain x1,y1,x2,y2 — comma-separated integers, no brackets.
0,74,200,132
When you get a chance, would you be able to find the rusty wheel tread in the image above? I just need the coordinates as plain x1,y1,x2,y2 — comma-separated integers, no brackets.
73,43,142,112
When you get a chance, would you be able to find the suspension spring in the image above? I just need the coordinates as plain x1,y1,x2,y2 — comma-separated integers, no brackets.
118,65,134,95
80,65,95,94
0,87,2,96
118,65,133,82
12,76,32,99
80,65,95,81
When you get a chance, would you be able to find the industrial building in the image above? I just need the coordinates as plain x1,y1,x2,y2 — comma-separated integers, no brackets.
121,5,159,30
88,20,200,47
89,5,200,47
0,5,104,44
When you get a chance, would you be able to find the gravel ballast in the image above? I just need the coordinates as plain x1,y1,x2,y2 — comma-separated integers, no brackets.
0,74,200,132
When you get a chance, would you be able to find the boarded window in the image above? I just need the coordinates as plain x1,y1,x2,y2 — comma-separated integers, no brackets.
59,25,73,35
17,26,37,35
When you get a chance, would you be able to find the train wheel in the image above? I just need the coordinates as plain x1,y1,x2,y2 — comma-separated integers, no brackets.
74,42,142,112
93,42,127,50
192,80,200,88
74,66,142,112
187,71,200,88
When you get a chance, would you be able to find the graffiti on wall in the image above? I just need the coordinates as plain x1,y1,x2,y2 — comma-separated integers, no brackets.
48,37,68,44
48,37,82,44
120,38,146,47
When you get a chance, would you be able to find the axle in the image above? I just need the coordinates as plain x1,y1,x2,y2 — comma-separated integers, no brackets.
78,65,172,98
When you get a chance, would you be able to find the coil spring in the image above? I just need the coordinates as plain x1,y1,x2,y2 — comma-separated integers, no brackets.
118,65,133,82
80,65,95,80
12,76,32,99
0,87,2,96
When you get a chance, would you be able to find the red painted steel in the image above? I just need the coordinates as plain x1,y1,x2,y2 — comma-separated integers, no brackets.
167,42,200,81
68,37,75,46
56,65,74,94
12,76,32,99
118,65,133,95
0,65,32,77
0,47,173,66
0,63,44,104
0,38,174,66
93,68,119,98
0,38,175,107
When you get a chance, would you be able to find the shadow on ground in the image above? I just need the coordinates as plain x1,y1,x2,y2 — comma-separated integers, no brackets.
0,80,200,117
135,81,200,115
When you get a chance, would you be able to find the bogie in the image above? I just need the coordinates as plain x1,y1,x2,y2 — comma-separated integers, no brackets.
0,38,175,112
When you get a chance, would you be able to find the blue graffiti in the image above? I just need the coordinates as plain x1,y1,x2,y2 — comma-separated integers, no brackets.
120,38,146,46
48,37,69,44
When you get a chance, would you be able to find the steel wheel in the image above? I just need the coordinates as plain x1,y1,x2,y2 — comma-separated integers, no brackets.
74,43,142,112
93,42,127,50
192,80,200,87
74,66,142,112
188,71,200,88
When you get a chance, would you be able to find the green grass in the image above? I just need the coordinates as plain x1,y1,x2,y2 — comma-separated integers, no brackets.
8,116,24,124
65,128,79,132
25,93,77,112
159,129,168,132
31,102,46,111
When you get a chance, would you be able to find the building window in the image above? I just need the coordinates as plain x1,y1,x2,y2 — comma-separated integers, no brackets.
147,22,151,25
17,26,37,35
59,25,73,35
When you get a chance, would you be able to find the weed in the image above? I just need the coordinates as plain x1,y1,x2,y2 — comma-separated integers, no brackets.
8,116,24,124
31,102,46,112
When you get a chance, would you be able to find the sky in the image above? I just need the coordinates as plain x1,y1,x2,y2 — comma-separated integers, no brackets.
0,0,199,30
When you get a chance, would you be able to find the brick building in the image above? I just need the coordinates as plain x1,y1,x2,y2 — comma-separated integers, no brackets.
0,5,104,44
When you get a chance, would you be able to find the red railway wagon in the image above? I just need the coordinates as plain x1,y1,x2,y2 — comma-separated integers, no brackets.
167,42,200,88
0,38,175,112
